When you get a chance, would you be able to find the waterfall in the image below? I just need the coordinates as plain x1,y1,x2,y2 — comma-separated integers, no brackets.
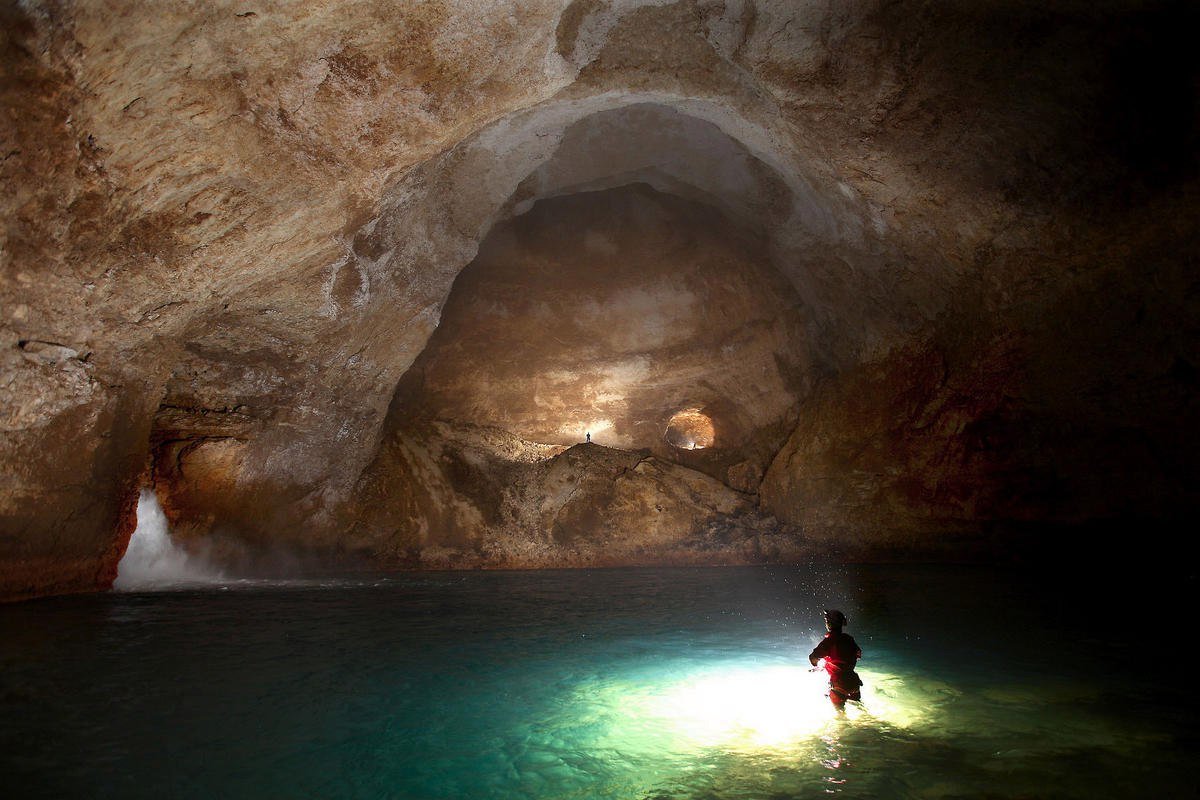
114,490,223,589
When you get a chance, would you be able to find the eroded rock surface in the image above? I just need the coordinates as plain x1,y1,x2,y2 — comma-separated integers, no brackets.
349,421,794,569
2,1,1197,598
763,206,1200,556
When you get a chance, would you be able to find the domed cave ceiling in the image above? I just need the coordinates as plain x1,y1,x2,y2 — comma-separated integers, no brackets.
1,0,1197,599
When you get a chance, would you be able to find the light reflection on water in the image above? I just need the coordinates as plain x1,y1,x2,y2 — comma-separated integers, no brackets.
0,565,1193,799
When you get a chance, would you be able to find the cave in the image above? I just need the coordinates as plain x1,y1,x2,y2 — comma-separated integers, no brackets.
665,409,715,450
1,1,1197,796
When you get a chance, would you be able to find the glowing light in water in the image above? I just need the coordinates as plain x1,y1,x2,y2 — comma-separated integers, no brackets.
578,661,924,759
113,490,223,590
647,665,850,747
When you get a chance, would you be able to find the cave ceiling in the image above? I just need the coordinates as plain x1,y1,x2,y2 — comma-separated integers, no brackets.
1,0,1197,599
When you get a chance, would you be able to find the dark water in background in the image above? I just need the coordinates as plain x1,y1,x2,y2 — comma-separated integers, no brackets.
1,565,1195,799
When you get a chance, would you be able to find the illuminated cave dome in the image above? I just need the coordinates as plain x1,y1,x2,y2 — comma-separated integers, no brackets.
665,409,715,451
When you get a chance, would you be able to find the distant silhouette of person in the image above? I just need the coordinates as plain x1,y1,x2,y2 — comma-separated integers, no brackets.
809,609,863,708
585,432,591,443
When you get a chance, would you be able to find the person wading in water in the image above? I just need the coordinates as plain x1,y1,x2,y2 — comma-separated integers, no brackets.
809,609,863,709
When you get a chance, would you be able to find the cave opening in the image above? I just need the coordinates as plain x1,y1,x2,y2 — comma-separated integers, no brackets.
389,181,804,456
664,408,715,450
353,180,811,568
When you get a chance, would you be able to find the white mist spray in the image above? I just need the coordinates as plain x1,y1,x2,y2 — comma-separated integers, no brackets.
114,489,223,590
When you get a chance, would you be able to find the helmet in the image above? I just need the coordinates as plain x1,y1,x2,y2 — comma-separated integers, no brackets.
823,609,847,631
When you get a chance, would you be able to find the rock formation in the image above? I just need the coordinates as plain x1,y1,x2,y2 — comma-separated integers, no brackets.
2,1,1197,599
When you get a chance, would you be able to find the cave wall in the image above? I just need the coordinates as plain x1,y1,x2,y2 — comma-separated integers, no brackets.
1,0,580,597
762,201,1200,557
3,0,1197,598
348,420,796,569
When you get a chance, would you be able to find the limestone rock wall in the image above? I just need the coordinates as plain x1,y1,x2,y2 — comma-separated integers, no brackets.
2,0,576,597
2,0,1197,598
349,421,797,569
761,203,1200,557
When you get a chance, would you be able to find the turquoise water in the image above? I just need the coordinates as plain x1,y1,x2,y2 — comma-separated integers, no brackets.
1,565,1193,798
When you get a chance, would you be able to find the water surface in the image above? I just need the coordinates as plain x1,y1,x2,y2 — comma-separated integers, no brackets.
1,565,1193,798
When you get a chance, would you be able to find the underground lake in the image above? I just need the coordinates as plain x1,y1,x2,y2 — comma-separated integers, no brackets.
2,560,1193,799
